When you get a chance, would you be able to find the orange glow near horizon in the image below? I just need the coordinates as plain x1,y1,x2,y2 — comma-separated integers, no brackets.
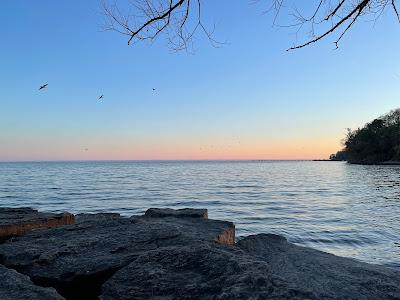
0,134,342,161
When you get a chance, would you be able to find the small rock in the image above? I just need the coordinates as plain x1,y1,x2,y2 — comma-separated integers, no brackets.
145,208,209,219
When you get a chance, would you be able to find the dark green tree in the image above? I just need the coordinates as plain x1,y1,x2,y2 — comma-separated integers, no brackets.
343,109,400,164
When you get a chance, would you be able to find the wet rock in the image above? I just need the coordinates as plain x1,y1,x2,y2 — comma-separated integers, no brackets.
101,243,316,300
0,207,74,242
0,208,233,299
0,264,63,300
145,208,208,219
237,234,400,299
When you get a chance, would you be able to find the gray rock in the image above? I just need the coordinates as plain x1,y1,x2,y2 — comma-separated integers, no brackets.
142,208,234,245
0,207,399,300
0,207,74,242
102,234,400,300
75,213,121,224
0,209,234,299
101,243,316,300
237,233,400,299
145,208,208,219
0,264,63,300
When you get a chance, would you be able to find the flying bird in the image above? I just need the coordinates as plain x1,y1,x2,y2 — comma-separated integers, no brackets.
98,95,104,100
39,84,48,90
152,88,156,91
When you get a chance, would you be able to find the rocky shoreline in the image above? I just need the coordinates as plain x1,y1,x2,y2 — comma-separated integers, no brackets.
347,160,400,165
313,159,400,165
0,207,399,300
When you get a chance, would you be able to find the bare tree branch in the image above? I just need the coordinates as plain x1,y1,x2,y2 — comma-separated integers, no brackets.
268,0,399,50
392,0,400,21
101,0,399,51
287,0,370,50
102,0,221,51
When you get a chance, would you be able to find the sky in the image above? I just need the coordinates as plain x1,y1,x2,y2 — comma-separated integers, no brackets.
0,1,399,161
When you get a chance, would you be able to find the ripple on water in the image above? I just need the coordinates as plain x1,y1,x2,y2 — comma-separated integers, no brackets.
0,161,399,270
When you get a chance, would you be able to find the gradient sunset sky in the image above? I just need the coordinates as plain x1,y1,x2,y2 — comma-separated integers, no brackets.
1,1,399,161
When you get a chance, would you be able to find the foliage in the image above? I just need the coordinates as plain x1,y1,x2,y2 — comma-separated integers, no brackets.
341,109,400,164
329,151,347,161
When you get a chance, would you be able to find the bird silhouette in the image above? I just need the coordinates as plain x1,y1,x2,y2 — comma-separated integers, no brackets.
39,84,48,90
152,88,156,91
98,95,104,100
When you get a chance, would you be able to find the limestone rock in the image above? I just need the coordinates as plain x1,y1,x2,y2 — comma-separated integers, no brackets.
0,207,399,300
0,264,63,300
75,213,121,224
145,208,208,219
143,208,234,245
102,233,400,300
0,207,74,241
101,243,316,300
0,209,234,299
237,233,400,299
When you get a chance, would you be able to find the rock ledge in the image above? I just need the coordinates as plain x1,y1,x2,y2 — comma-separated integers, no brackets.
0,207,398,300
0,207,74,241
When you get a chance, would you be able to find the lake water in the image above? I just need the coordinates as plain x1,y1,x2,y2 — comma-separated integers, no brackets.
0,160,399,270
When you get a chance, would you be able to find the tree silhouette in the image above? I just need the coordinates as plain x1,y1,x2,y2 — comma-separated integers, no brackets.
102,0,399,51
342,109,400,164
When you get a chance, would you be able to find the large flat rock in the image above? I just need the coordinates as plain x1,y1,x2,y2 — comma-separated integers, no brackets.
0,207,399,300
0,208,234,299
237,234,400,299
0,207,74,241
101,243,316,300
0,264,63,300
102,234,400,300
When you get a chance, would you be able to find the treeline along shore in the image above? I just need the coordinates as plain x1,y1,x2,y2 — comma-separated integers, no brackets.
0,207,399,299
330,108,400,165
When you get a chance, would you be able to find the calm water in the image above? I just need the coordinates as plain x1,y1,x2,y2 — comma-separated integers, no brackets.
0,161,399,269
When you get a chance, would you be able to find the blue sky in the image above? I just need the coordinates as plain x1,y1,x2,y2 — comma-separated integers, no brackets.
0,1,399,161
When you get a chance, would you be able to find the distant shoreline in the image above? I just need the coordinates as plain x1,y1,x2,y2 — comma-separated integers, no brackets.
313,159,400,165
2,159,399,166
0,159,333,163
349,160,400,166
312,159,343,162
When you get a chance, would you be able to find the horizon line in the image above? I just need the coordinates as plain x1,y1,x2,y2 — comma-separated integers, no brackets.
0,158,331,163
